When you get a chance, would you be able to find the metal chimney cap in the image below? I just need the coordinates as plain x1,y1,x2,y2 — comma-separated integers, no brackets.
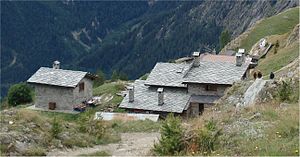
238,49,245,54
157,88,164,93
53,60,60,64
192,52,200,57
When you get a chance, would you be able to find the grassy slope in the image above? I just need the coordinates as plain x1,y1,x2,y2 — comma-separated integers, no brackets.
188,83,299,156
256,41,299,75
240,7,299,51
1,81,161,156
185,8,300,156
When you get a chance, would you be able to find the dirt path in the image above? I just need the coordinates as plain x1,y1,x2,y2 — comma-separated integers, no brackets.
47,132,160,156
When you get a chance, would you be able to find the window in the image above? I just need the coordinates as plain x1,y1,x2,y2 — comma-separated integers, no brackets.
79,82,84,92
48,102,56,110
205,85,217,91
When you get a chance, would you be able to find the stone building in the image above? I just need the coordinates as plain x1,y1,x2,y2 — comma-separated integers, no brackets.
27,61,96,111
119,52,251,117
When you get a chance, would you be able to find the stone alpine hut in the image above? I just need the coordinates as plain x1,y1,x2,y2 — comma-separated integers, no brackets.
27,61,97,111
119,52,252,118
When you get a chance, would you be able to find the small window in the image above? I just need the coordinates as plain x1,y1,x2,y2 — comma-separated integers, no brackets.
79,82,84,92
205,85,217,91
48,102,56,110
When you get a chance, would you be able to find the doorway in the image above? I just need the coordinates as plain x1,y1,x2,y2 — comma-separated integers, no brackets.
199,103,204,114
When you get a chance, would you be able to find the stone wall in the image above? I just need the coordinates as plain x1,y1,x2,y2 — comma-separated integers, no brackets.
34,84,74,110
187,84,230,96
73,78,93,105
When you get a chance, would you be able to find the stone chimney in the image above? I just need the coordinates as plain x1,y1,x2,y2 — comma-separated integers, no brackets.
128,86,134,102
236,53,243,66
212,49,216,55
238,49,245,62
157,88,164,105
192,52,200,67
53,60,60,69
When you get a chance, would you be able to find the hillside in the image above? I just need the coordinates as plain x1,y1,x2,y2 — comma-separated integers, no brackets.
0,6,299,156
182,7,300,156
220,7,299,53
1,1,298,97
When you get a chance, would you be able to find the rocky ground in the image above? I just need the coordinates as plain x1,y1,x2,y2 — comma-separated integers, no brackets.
47,132,160,156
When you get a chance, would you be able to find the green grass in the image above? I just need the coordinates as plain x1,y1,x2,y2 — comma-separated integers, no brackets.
24,146,46,156
110,120,161,133
93,81,126,96
240,7,299,51
79,150,111,156
37,110,79,122
237,103,299,156
257,42,299,75
93,81,127,111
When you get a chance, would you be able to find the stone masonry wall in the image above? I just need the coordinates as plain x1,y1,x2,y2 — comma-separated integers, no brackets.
34,84,74,110
73,78,93,105
188,84,230,96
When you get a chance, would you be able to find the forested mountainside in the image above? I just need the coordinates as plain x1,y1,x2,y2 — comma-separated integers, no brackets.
1,0,298,97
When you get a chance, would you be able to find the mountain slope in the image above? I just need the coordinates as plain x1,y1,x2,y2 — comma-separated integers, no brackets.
221,7,299,53
1,1,298,97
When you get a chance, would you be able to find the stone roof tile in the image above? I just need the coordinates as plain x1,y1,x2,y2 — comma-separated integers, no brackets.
27,67,89,87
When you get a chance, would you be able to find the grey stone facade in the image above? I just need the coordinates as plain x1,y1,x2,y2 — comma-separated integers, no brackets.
187,84,230,97
34,84,74,110
73,78,93,105
33,77,93,110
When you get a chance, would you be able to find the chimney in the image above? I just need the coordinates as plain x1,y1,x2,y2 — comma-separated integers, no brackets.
192,52,200,67
236,53,243,66
211,49,217,55
157,88,164,105
238,49,245,62
53,60,60,69
128,86,134,102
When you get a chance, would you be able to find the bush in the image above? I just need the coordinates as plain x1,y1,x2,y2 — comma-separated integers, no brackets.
62,138,89,148
94,69,106,87
7,83,33,106
139,73,149,80
153,114,184,155
51,117,62,139
197,120,221,154
277,80,292,102
219,29,231,50
24,147,46,156
111,70,128,81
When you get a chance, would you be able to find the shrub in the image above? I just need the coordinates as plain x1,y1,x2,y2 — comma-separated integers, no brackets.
197,120,221,154
153,114,184,155
80,151,111,156
94,69,106,87
277,80,292,102
7,83,33,106
62,138,89,148
24,147,46,156
140,73,149,80
219,29,231,50
86,117,106,140
51,117,62,139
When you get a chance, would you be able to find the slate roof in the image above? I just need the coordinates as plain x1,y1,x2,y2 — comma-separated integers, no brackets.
182,61,250,85
27,67,92,88
144,63,191,88
119,80,191,113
